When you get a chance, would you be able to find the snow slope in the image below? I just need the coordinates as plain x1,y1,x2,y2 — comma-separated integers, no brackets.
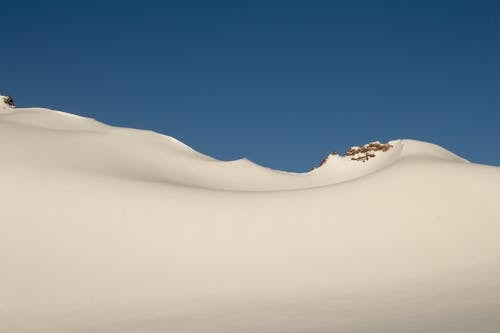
1,105,499,333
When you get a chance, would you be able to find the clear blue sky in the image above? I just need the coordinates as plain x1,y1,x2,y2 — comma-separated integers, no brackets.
2,0,499,171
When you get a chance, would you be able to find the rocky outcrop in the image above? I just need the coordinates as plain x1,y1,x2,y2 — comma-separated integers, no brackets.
315,141,394,168
345,141,393,162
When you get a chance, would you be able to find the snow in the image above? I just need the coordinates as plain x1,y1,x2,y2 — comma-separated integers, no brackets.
1,106,499,332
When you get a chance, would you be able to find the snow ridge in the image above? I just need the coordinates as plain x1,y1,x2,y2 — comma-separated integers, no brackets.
0,107,468,191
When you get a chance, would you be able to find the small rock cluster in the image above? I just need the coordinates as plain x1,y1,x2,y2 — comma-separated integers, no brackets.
317,151,338,168
1,95,15,107
345,142,393,162
315,141,393,168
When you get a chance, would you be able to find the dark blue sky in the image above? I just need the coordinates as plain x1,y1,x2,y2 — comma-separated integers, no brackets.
2,0,499,171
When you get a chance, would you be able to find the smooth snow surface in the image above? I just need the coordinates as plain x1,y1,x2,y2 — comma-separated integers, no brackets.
1,107,499,332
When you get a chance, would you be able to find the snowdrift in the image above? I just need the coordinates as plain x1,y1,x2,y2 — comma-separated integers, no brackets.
1,105,499,332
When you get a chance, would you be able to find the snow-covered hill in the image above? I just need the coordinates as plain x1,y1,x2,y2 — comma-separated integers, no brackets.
1,105,499,332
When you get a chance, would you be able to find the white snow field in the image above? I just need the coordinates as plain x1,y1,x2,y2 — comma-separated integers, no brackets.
1,101,499,332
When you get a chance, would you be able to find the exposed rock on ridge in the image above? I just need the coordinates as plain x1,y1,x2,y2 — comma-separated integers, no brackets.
316,141,394,168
